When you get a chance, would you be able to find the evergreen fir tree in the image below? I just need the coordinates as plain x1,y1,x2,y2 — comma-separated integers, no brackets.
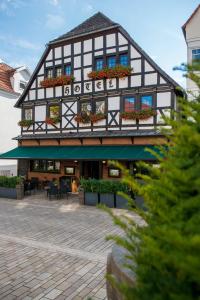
106,61,200,300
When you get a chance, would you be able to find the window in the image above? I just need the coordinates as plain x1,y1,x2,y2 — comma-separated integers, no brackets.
119,53,128,66
108,168,120,178
107,56,116,68
95,100,105,114
95,58,104,70
46,68,53,78
49,105,60,118
30,160,60,173
81,102,91,115
192,49,200,61
20,81,26,90
124,97,135,112
64,167,75,175
141,95,153,110
65,64,71,76
24,108,32,120
55,67,62,77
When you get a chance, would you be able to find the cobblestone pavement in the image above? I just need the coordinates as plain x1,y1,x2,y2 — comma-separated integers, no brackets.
0,193,142,300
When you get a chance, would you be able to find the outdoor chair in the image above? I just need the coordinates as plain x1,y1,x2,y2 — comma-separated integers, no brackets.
48,183,60,200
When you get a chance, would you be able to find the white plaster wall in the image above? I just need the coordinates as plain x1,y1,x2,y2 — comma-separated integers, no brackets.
37,89,44,99
106,34,116,47
130,46,141,59
46,50,53,61
74,69,81,82
83,39,92,52
74,56,81,68
118,33,128,45
119,77,128,88
46,87,53,98
83,67,92,80
185,9,200,41
145,73,157,85
38,64,44,75
54,47,62,59
131,59,141,73
108,96,120,110
131,75,141,87
157,92,171,107
95,36,103,49
35,105,46,121
83,53,92,66
29,90,36,100
74,42,81,55
64,45,71,56
145,61,154,72
55,86,62,97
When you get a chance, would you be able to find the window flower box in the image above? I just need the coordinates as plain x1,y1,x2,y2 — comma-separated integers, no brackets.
75,112,91,124
88,65,132,80
90,113,106,123
18,120,34,127
40,75,75,88
45,117,60,125
120,109,156,120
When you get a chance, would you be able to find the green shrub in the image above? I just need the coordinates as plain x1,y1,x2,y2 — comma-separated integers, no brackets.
80,178,129,194
0,176,21,188
105,61,200,300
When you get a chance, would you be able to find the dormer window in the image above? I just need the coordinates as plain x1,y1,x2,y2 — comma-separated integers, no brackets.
65,64,71,76
107,56,116,68
46,68,53,78
95,58,104,70
19,81,26,90
55,67,62,77
119,53,128,66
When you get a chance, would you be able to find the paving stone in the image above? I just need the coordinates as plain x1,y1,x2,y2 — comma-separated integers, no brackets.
0,194,141,299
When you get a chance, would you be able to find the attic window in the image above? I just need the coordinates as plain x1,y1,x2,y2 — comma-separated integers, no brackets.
192,49,200,61
20,81,26,90
46,68,53,78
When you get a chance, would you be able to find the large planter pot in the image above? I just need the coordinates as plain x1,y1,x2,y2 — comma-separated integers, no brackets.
116,194,128,209
16,184,24,200
107,245,136,300
100,193,114,208
84,192,98,206
0,187,17,199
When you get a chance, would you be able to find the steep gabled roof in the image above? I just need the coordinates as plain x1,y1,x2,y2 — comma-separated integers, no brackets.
50,12,119,43
182,4,200,39
0,63,17,94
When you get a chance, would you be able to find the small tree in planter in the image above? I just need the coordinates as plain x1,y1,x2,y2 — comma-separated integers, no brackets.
105,61,200,300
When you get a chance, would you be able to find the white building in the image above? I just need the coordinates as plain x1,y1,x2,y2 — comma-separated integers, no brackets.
182,4,200,97
0,63,31,176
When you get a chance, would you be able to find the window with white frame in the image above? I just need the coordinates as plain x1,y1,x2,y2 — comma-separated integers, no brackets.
24,108,32,120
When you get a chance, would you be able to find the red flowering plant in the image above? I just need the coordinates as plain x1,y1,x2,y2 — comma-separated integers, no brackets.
121,109,156,120
40,75,75,88
88,65,132,80
45,116,60,125
90,113,106,123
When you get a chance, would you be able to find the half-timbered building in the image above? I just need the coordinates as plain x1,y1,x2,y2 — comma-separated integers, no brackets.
0,12,181,189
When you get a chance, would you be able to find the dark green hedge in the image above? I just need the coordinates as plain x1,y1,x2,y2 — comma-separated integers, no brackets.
80,178,129,194
0,176,21,188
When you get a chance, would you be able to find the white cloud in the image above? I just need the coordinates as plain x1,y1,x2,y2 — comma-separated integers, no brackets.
45,14,65,30
0,34,40,51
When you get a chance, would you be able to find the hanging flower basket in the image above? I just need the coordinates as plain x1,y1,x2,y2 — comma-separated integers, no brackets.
18,120,34,127
40,75,75,88
75,112,91,124
90,113,106,123
45,117,60,125
120,109,156,120
88,65,132,80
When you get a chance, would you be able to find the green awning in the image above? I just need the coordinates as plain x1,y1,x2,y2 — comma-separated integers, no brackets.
0,145,159,160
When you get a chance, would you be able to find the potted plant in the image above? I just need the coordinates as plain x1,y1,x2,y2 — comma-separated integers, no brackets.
80,178,99,206
40,75,75,88
18,120,34,127
99,180,115,208
88,65,132,80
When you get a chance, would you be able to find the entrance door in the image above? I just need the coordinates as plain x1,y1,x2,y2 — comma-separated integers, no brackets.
81,161,100,179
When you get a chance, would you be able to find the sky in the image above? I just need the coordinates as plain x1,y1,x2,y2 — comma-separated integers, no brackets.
0,0,199,87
